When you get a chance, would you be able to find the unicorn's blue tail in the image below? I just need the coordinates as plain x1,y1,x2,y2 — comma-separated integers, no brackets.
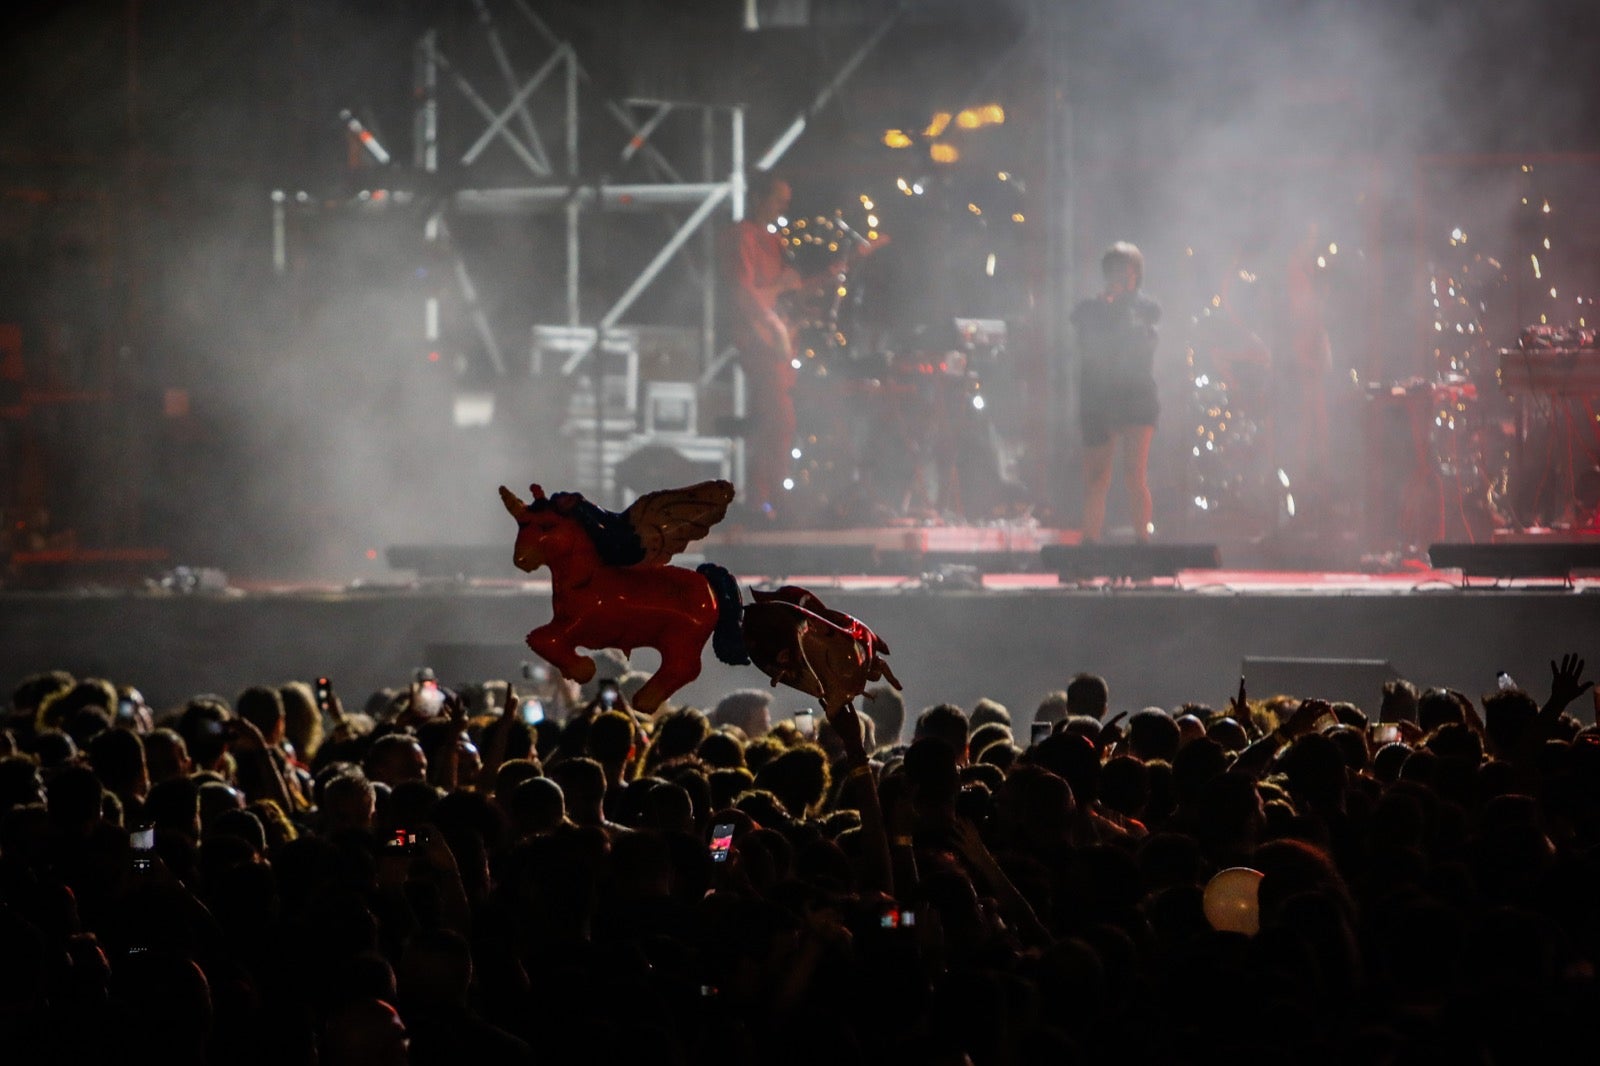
698,562,750,665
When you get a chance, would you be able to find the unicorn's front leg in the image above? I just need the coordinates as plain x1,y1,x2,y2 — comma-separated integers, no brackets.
526,624,596,684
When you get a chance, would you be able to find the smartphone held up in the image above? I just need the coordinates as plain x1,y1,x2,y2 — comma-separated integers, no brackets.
386,828,425,856
709,822,735,863
1370,722,1402,746
130,824,155,872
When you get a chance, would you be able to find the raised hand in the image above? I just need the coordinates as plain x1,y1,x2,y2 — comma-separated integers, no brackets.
1281,698,1332,740
1438,689,1484,741
834,705,868,767
950,816,998,873
1228,677,1255,735
1096,711,1128,754
1548,653,1593,711
445,686,468,728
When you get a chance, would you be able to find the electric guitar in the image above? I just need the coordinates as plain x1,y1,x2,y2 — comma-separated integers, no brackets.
774,232,891,343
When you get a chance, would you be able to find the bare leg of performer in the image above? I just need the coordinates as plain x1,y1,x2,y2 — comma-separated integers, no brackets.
740,351,796,514
1081,441,1115,542
1122,425,1155,542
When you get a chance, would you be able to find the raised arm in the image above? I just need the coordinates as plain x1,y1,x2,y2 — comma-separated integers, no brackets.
835,705,893,897
1232,698,1332,779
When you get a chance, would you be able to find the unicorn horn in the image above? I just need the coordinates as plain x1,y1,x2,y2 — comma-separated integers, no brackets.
499,485,528,517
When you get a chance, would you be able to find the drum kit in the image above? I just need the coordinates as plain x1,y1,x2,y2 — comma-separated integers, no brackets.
780,252,1013,526
752,217,1011,524
1176,247,1585,548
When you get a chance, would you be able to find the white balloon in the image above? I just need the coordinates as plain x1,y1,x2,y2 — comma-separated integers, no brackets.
1203,866,1264,936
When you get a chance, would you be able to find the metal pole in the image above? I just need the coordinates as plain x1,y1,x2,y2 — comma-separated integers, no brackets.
597,187,729,334
1042,0,1073,513
561,186,732,375
418,31,442,373
621,104,674,165
339,109,392,165
440,217,507,375
565,47,580,327
567,199,581,327
701,106,717,371
753,4,904,172
432,46,547,177
271,190,286,274
460,47,565,169
510,0,684,180
417,31,438,176
565,45,578,179
732,106,746,220
471,0,551,173
728,90,745,489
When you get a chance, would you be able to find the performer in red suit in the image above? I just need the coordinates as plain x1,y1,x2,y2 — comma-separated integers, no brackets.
719,171,802,521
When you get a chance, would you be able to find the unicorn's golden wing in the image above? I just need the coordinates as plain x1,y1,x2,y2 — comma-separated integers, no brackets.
623,479,736,566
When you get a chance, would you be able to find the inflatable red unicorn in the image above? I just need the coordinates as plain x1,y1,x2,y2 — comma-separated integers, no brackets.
500,479,900,719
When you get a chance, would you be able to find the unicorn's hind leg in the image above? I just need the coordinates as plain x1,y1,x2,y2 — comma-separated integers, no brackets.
631,636,707,714
526,624,596,684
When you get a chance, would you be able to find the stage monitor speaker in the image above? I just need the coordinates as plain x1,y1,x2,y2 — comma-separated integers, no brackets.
1041,543,1221,580
1240,656,1399,706
613,441,731,503
1429,542,1600,578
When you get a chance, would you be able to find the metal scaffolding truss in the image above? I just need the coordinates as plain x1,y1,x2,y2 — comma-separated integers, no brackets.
268,1,904,504
412,2,757,379
281,0,903,382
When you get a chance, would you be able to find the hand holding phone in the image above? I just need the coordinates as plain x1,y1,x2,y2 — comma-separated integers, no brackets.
794,709,817,739
1031,721,1052,746
386,827,425,856
1228,675,1249,723
879,904,916,930
315,676,335,717
130,825,155,872
1370,722,1402,745
709,822,735,864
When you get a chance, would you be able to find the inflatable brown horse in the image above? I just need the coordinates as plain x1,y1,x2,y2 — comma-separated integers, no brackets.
731,585,901,720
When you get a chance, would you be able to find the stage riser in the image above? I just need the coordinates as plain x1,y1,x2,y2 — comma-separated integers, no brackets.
4,590,1596,728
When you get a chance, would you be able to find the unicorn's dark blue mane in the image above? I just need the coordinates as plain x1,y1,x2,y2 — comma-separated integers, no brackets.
541,492,646,566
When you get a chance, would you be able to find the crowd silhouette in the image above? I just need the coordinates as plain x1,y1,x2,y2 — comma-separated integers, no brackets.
1,651,1596,1065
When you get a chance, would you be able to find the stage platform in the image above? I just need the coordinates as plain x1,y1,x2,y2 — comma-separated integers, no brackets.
4,566,1597,725
387,521,1083,579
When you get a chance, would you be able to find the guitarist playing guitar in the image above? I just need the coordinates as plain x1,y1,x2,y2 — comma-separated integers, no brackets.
719,171,883,522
